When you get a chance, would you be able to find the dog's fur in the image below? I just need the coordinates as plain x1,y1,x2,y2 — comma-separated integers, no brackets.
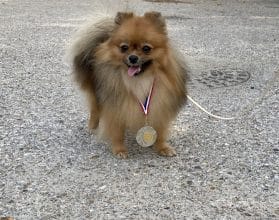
68,11,188,158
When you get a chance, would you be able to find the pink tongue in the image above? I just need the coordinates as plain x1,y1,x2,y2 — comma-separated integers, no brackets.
128,66,141,77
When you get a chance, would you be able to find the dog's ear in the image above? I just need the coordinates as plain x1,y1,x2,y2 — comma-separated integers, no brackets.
144,11,166,30
115,12,134,25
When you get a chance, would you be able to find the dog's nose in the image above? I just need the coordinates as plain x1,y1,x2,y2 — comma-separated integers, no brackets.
128,55,139,64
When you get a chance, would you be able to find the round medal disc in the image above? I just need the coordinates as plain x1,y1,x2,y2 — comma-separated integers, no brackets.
136,126,157,147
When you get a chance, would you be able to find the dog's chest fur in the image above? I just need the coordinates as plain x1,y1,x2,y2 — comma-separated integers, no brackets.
122,73,154,104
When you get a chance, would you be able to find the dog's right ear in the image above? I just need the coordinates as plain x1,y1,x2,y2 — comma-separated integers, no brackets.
115,12,134,25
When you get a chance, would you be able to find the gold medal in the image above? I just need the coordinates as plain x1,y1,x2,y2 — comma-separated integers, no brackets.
136,126,157,147
134,79,157,147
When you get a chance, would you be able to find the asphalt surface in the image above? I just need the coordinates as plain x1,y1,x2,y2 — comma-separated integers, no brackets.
1,0,278,219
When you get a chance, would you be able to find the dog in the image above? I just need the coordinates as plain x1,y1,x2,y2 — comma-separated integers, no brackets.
68,11,188,158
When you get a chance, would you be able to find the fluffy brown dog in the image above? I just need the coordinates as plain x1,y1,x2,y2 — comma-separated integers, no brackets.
69,11,188,158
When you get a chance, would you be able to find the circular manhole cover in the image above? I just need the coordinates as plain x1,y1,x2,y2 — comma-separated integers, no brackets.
195,68,251,88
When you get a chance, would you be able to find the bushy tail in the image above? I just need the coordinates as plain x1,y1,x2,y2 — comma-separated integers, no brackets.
66,0,130,90
68,18,115,90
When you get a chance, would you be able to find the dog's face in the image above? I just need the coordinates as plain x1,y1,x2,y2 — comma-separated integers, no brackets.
97,12,169,77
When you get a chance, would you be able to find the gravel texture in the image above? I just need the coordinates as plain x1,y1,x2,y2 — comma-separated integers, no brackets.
1,0,278,219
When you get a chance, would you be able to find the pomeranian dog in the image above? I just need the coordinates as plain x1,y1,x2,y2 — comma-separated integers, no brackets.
68,11,188,158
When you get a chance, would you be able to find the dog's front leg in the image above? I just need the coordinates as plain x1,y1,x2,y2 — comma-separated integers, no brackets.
109,124,128,159
153,126,176,157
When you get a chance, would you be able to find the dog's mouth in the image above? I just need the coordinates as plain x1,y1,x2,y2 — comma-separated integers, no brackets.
128,65,141,77
126,60,152,77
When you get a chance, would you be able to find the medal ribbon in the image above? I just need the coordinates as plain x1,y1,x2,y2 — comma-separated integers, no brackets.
138,80,155,116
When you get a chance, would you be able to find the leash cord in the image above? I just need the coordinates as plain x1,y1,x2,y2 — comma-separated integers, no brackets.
187,70,279,120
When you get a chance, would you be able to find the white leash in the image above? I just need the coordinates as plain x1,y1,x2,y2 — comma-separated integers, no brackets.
187,95,235,120
187,70,279,120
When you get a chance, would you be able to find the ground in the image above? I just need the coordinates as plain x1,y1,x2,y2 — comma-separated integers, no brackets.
0,0,278,219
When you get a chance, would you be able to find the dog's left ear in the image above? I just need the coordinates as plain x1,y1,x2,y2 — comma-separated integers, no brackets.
144,11,166,31
115,12,134,25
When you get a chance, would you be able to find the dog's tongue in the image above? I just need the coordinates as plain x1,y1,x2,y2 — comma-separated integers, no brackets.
128,66,141,77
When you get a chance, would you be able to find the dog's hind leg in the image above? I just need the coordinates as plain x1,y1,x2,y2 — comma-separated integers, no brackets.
87,91,100,130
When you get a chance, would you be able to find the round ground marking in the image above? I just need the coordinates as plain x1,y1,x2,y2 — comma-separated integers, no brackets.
195,68,251,88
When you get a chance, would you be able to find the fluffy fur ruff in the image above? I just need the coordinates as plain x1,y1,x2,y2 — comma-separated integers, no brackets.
68,11,188,158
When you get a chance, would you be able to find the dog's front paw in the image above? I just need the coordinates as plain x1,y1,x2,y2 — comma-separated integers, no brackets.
155,144,177,157
114,151,128,159
112,146,128,159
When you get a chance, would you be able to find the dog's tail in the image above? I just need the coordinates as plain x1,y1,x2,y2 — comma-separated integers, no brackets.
66,0,130,90
67,17,116,91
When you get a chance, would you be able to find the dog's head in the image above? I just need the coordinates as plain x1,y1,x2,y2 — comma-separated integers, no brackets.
96,12,169,77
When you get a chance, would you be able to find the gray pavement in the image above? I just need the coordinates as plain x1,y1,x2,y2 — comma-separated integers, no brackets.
1,0,278,219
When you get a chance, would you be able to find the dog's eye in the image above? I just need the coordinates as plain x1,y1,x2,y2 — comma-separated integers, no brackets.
120,44,129,53
142,45,151,54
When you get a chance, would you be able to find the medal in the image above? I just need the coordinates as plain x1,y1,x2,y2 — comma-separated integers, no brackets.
135,79,157,147
136,126,157,147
